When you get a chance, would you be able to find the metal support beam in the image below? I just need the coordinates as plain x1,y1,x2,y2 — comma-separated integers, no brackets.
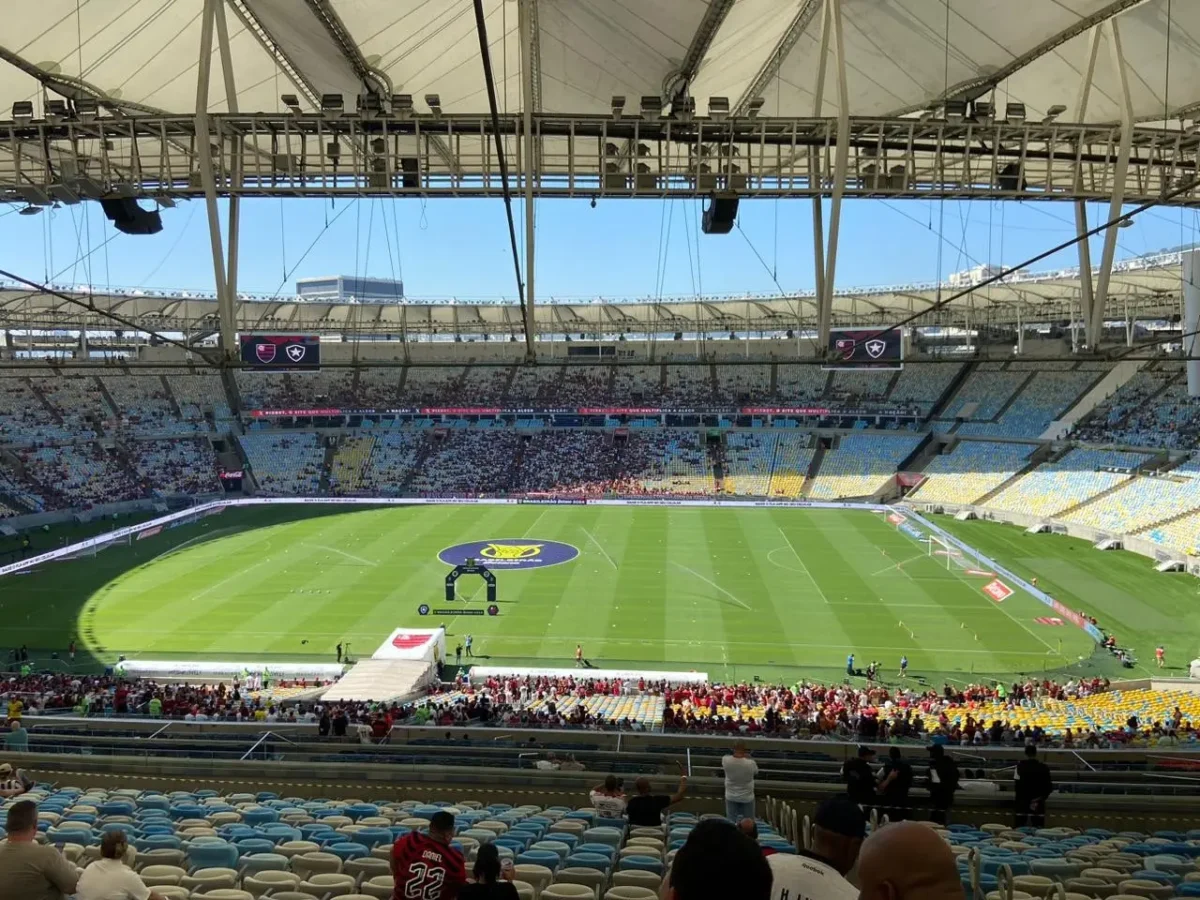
1073,27,1103,335
519,0,537,361
1090,20,1135,347
214,0,242,319
302,0,392,99
195,0,234,359
225,0,321,108
818,0,849,348
664,0,736,106
891,0,1147,117
809,0,833,330
732,0,822,116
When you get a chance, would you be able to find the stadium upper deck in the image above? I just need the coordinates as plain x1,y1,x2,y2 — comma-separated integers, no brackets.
2,353,1200,557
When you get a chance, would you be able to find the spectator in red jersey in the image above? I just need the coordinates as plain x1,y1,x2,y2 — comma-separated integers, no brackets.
391,810,465,900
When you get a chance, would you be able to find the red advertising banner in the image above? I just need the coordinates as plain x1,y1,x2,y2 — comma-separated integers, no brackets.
578,408,664,415
420,407,504,415
982,579,1013,602
251,408,342,417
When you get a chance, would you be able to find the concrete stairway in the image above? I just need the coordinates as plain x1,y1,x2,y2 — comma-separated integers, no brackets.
1040,359,1145,440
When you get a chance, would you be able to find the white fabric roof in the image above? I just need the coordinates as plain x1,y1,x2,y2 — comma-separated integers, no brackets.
0,250,1184,331
0,0,1195,124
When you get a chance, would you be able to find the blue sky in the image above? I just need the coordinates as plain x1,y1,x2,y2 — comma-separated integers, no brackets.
1,194,1197,302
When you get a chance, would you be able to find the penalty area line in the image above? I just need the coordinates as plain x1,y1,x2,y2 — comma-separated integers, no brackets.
670,562,753,612
777,525,831,605
869,552,927,577
580,527,619,570
306,544,378,567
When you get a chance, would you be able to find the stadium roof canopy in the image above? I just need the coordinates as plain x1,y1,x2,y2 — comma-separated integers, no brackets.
0,249,1184,336
2,0,1197,354
1,0,1197,124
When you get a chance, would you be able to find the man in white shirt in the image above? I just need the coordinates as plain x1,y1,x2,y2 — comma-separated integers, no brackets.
588,774,627,818
721,740,758,820
767,795,864,900
76,832,166,900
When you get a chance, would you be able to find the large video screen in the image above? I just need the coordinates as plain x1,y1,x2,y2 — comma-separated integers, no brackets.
823,327,903,370
239,334,321,370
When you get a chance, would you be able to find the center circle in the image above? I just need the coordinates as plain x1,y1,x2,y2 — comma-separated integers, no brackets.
438,538,580,570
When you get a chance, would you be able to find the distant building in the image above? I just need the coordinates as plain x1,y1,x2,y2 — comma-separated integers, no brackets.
947,264,1027,287
295,276,404,303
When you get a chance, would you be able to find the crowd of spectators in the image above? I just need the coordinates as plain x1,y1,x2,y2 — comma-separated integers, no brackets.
509,432,620,495
128,438,222,496
4,666,1198,753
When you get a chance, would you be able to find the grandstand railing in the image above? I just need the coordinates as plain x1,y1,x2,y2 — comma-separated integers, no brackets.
8,719,1200,820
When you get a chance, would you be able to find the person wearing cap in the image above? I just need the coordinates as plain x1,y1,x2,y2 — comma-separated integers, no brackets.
0,799,80,900
76,831,167,900
842,745,877,809
766,795,864,900
0,763,26,798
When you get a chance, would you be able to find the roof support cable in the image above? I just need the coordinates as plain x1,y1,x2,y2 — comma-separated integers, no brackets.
471,0,531,360
0,266,220,366
868,175,1200,343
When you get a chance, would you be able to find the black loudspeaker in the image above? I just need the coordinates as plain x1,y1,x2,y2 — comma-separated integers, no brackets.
702,193,738,234
100,198,162,235
400,157,419,189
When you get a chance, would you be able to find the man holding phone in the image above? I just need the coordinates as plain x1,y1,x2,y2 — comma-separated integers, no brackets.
626,765,688,826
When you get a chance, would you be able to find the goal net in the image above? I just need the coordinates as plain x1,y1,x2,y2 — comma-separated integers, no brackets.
926,534,969,571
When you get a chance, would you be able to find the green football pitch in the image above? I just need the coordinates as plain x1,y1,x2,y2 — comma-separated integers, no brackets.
3,504,1197,684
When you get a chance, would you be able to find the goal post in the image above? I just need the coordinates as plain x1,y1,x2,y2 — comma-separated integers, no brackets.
927,534,953,569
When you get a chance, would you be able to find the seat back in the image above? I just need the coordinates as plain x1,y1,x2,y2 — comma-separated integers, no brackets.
543,884,598,900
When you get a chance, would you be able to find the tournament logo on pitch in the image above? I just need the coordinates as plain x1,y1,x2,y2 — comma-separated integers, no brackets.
438,538,579,569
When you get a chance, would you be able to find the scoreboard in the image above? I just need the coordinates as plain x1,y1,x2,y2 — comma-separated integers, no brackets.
823,327,904,370
239,334,321,370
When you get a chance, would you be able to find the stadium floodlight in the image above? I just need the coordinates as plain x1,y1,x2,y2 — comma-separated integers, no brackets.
12,101,33,121
45,99,68,122
425,94,442,116
944,100,967,122
747,97,765,118
604,142,620,157
320,93,344,117
973,101,993,124
1006,102,1027,124
1042,104,1066,124
73,97,98,121
640,95,663,119
358,93,382,117
391,93,413,117
674,96,695,120
280,93,301,114
611,95,625,119
708,96,729,120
